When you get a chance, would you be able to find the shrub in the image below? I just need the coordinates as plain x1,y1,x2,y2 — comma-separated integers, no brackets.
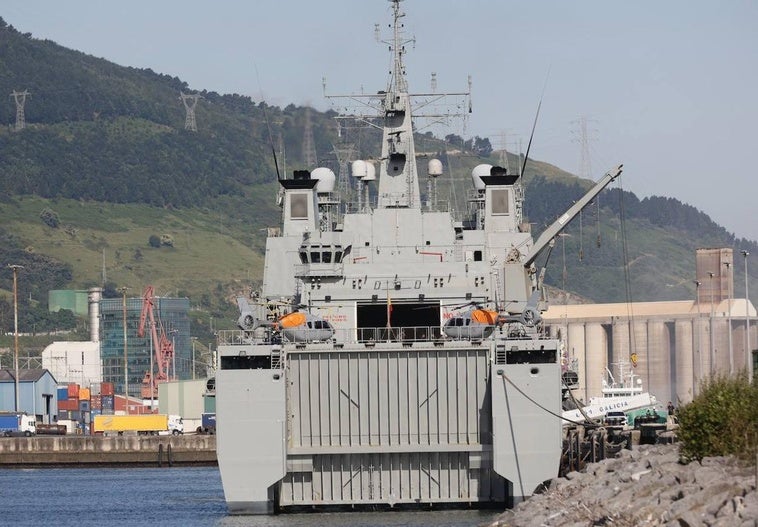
676,371,758,463
148,234,161,248
39,207,60,228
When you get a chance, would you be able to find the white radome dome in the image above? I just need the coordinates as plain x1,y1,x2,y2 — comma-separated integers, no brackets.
428,158,443,177
351,160,367,179
311,167,336,192
471,164,492,190
363,161,376,181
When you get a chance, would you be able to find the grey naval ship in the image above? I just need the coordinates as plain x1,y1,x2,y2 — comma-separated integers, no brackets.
216,0,621,514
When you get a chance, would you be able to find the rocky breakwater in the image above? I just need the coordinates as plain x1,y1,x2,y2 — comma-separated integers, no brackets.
490,444,757,526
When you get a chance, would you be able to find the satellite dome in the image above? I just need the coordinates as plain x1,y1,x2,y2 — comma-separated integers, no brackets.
471,164,492,190
351,160,367,179
363,162,376,181
311,167,336,192
428,159,443,177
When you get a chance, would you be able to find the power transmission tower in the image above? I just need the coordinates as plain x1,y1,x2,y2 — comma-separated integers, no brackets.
180,92,202,132
331,141,355,199
494,130,512,174
10,90,30,131
303,107,317,168
571,115,597,180
571,115,599,255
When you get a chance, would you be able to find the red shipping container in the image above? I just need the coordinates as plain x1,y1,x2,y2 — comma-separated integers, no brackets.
90,395,102,410
58,399,79,412
101,382,114,396
67,383,79,399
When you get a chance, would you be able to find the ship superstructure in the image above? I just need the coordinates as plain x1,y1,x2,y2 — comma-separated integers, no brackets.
216,0,621,514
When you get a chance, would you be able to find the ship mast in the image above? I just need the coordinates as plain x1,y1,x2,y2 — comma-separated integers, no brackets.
375,0,418,208
323,0,471,211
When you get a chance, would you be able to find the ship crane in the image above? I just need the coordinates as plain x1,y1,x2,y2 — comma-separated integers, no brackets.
137,285,174,399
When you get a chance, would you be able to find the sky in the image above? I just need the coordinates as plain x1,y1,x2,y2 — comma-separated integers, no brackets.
3,1,758,241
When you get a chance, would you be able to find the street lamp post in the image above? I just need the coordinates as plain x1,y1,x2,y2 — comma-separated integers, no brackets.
147,320,155,410
708,271,715,375
170,329,177,381
694,280,701,397
119,287,129,414
8,264,23,412
191,337,197,380
725,261,733,375
742,250,752,379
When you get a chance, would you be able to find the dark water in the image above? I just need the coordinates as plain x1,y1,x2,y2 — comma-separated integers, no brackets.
0,466,500,527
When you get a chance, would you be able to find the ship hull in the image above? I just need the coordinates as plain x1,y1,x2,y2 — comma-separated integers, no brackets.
216,336,562,513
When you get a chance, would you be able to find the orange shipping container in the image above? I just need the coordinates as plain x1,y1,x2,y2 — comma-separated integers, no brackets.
79,387,91,401
67,383,79,399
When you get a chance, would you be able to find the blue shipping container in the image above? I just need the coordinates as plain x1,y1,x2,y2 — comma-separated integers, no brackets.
57,387,69,401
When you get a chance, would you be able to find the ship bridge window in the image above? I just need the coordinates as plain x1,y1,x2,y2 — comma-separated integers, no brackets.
220,355,272,370
300,244,344,264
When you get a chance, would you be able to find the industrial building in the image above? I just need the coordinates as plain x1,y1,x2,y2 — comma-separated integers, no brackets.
100,293,190,398
543,248,757,406
0,369,58,423
42,287,192,400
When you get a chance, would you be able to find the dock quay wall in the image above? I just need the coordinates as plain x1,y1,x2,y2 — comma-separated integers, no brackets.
0,435,217,467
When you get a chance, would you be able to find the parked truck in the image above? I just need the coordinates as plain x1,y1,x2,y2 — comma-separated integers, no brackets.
196,413,216,435
93,414,184,436
0,413,36,437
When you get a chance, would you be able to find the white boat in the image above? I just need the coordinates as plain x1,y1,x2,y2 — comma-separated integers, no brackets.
562,361,659,424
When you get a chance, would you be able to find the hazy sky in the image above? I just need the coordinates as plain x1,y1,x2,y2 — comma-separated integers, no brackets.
4,1,758,241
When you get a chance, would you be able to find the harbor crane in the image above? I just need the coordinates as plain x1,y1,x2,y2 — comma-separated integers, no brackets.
137,285,174,399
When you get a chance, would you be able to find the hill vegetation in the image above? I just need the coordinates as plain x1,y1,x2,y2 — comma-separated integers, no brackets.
0,16,756,345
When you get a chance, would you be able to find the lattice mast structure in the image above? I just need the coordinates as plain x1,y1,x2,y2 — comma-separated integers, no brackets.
10,90,30,131
302,107,317,168
180,91,202,132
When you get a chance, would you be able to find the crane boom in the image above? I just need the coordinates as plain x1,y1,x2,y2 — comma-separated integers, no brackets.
137,285,174,398
524,164,622,268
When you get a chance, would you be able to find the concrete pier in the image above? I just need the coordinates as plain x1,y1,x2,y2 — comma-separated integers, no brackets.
0,435,217,467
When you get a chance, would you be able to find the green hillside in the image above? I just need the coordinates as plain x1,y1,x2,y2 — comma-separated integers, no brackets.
0,16,756,347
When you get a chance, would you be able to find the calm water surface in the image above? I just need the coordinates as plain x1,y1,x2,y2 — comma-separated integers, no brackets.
0,466,500,527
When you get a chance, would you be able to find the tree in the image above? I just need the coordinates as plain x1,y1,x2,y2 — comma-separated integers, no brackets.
473,136,493,157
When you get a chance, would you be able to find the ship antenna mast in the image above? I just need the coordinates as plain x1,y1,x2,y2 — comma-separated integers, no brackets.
388,0,410,95
519,69,550,178
256,66,282,181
